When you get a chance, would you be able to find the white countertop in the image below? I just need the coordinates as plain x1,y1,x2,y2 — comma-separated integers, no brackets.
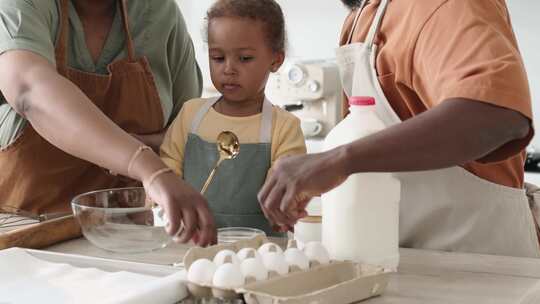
43,237,540,303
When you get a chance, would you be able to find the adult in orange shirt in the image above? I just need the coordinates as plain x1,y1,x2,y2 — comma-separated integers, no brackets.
259,0,540,257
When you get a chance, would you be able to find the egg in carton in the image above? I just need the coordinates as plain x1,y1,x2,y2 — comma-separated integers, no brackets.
184,234,269,299
183,235,391,303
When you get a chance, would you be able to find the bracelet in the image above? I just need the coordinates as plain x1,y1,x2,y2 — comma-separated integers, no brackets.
127,146,152,177
143,168,174,188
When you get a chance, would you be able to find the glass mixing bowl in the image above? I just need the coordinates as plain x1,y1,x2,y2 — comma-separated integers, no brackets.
71,187,170,253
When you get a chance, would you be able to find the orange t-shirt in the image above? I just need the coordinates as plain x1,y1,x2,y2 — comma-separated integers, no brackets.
340,0,534,188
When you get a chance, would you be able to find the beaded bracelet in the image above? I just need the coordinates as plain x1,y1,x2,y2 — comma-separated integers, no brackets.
143,167,174,188
127,145,152,177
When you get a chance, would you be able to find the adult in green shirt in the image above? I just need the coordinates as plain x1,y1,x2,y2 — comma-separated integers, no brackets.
0,0,216,246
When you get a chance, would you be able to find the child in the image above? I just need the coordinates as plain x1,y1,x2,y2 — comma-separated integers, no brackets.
160,0,306,235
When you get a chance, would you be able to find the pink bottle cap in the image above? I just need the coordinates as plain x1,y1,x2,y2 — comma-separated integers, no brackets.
349,96,375,106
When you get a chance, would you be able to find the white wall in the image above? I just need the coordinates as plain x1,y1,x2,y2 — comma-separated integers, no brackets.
177,0,348,89
507,0,540,148
177,0,539,146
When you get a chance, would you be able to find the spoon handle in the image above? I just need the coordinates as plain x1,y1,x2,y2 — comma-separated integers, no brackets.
200,158,224,195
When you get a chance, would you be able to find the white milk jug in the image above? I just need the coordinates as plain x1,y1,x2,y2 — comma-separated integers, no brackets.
322,96,400,270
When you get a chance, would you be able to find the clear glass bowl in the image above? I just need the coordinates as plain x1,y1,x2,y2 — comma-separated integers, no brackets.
217,227,266,244
71,187,170,253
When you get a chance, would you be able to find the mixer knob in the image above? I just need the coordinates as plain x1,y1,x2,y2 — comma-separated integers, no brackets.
307,80,320,93
287,64,306,86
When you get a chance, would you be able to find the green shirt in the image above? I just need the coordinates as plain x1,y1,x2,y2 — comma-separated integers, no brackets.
0,0,203,147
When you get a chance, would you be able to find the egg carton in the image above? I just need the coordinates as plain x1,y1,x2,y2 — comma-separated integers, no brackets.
183,235,391,303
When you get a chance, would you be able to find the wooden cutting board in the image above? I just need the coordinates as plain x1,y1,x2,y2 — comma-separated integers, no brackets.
0,215,81,250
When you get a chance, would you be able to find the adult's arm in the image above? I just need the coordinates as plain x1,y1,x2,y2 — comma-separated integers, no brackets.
259,0,534,228
0,50,216,246
258,98,530,227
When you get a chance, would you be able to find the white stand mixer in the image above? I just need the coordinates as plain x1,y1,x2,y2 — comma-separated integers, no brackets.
266,59,343,140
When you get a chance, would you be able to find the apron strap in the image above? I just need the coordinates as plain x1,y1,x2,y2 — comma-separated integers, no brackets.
119,0,136,62
55,0,137,71
55,0,70,73
190,97,273,144
190,97,220,133
346,0,370,44
365,0,390,49
525,183,540,246
259,98,273,144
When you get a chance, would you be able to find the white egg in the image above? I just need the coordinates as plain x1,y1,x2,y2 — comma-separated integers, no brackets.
187,258,216,285
257,242,283,256
262,251,289,276
303,242,330,265
213,249,240,267
284,248,310,271
237,247,263,263
212,263,245,289
241,257,268,281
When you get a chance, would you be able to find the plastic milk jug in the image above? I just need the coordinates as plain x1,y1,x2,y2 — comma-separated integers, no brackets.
321,96,400,270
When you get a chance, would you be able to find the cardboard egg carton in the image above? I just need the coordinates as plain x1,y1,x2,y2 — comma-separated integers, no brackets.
183,235,391,303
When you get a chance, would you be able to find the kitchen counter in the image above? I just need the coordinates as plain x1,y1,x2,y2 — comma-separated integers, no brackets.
45,238,540,304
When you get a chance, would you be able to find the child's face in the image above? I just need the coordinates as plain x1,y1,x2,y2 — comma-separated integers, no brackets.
208,17,284,103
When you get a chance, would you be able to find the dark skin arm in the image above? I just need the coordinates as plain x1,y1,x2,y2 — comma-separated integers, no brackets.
0,50,216,246
258,98,531,228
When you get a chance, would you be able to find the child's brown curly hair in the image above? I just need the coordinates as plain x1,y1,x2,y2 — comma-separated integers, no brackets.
205,0,286,53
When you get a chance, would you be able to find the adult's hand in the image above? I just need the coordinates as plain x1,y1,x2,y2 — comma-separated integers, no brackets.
258,149,350,228
259,97,532,230
144,170,217,247
0,50,216,246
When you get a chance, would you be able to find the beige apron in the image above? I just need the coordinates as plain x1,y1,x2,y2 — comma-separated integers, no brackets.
335,0,540,257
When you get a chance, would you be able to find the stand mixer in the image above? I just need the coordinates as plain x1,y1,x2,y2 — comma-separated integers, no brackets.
266,59,343,140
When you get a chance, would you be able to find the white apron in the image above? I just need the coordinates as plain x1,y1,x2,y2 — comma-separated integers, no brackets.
335,0,540,257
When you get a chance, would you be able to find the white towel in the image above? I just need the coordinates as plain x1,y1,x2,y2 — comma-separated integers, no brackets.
0,248,188,304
